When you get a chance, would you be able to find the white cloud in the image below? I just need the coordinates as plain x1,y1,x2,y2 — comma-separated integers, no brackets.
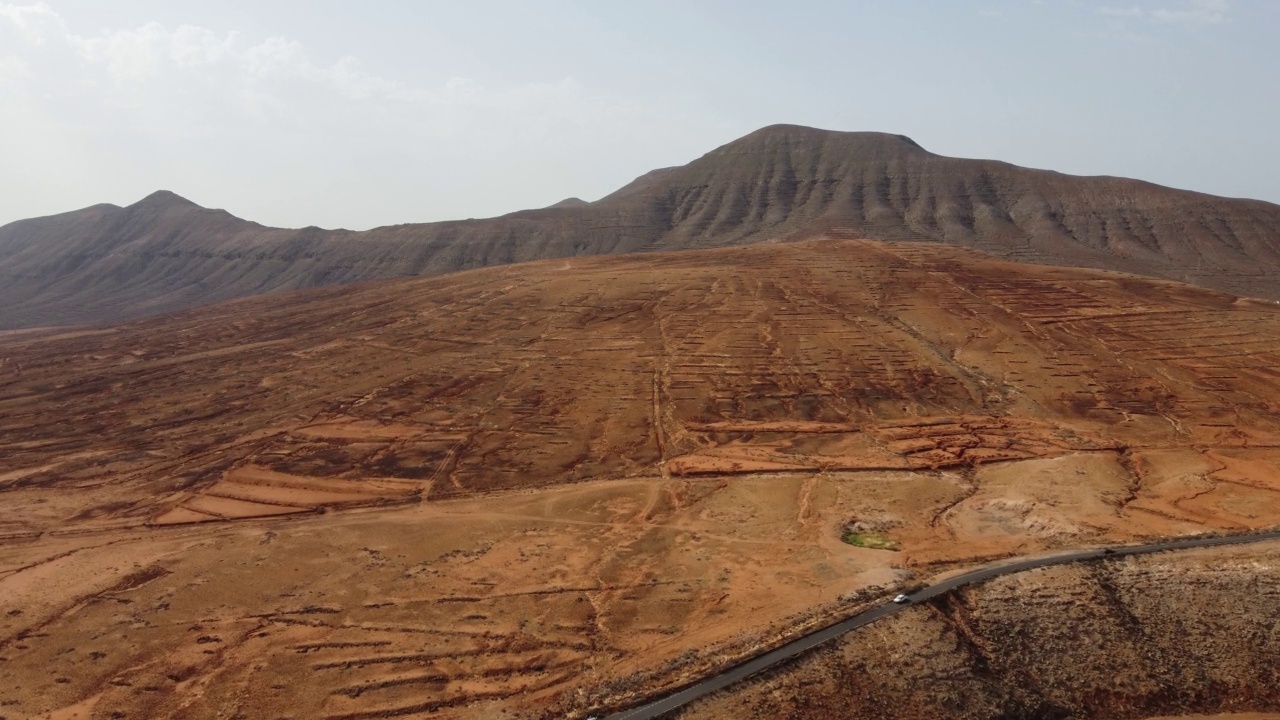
1,5,403,96
0,3,626,120
1151,0,1228,27
0,2,691,230
0,2,64,44
0,54,29,82
1099,6,1145,18
1096,0,1229,29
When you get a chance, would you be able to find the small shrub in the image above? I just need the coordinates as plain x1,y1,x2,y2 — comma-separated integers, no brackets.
841,531,899,551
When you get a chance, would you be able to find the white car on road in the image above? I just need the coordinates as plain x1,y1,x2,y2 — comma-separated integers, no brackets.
893,593,911,604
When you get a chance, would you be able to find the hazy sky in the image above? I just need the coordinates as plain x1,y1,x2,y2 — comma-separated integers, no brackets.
2,0,1277,229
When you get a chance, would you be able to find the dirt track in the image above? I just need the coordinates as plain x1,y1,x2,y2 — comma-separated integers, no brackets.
3,239,1280,718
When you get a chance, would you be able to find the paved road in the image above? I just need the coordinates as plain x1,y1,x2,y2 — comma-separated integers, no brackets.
600,529,1280,720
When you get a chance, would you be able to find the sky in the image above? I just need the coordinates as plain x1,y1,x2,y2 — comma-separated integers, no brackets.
1,0,1277,230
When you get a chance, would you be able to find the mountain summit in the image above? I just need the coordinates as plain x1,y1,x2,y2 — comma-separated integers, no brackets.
713,124,928,155
2,124,1279,328
130,190,202,210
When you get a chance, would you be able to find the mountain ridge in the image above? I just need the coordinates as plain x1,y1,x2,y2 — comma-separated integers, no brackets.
2,124,1279,328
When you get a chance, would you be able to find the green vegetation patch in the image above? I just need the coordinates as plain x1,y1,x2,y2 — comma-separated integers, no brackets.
841,531,899,551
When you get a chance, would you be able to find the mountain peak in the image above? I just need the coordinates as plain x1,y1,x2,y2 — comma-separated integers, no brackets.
130,190,202,211
546,197,589,209
717,124,929,156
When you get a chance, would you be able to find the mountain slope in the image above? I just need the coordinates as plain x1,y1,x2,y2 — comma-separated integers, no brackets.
3,125,1279,328
631,125,1280,288
4,239,1280,718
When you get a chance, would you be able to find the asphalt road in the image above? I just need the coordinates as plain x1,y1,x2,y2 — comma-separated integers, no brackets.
599,529,1280,720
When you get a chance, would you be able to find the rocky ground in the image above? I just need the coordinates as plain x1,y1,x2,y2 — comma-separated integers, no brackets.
2,239,1280,718
678,541,1280,720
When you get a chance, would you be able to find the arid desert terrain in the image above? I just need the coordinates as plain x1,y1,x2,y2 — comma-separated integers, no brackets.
2,238,1280,718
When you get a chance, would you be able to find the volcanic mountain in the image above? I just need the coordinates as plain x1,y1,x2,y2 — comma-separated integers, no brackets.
3,124,1280,329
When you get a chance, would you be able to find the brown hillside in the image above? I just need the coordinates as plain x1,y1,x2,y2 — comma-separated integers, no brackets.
2,239,1280,718
679,543,1280,720
2,125,1279,328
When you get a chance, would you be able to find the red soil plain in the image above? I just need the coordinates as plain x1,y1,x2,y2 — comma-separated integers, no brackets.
2,238,1280,718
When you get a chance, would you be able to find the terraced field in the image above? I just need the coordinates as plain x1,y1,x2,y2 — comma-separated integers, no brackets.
2,238,1280,718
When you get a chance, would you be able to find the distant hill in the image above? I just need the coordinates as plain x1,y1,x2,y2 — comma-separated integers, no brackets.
2,124,1279,328
545,197,590,209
